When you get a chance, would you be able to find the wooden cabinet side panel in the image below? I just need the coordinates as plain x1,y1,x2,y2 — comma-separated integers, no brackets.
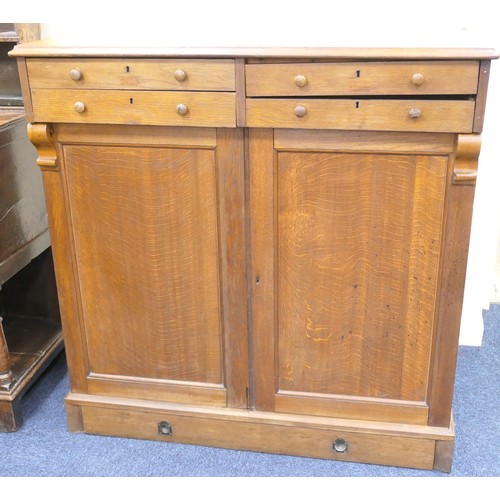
428,182,477,425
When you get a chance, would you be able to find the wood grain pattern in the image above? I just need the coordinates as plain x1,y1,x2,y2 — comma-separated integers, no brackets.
215,128,249,408
246,98,474,133
248,128,276,411
64,145,223,386
473,60,491,133
17,47,494,469
427,137,481,427
27,58,235,91
40,168,89,392
274,129,455,155
0,320,13,385
67,393,446,470
246,61,479,96
275,151,447,404
14,59,33,122
32,89,236,127
10,43,499,60
275,391,429,425
55,123,217,148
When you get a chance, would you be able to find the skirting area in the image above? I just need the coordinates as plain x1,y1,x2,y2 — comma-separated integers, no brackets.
1,305,498,477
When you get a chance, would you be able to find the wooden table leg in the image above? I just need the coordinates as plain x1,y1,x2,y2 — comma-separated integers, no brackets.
0,316,14,388
0,314,18,431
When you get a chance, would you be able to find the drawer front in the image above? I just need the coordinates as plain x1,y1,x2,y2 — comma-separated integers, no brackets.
31,89,236,127
27,58,236,91
246,98,474,132
246,61,479,96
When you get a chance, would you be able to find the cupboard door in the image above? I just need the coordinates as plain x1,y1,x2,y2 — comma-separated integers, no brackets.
52,125,248,408
249,129,453,424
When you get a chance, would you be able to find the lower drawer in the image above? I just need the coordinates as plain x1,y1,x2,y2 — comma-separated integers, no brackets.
66,392,455,471
31,89,236,127
246,98,475,133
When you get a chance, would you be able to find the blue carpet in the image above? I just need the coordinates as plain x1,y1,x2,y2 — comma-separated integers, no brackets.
1,305,499,477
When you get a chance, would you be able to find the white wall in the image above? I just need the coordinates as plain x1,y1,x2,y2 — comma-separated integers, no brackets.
11,0,500,345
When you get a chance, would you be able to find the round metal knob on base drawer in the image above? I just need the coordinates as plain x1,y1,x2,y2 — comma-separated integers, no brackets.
408,108,422,119
176,103,188,116
333,438,348,453
294,75,308,87
69,69,82,81
294,105,307,118
174,69,187,82
411,73,425,86
73,101,86,113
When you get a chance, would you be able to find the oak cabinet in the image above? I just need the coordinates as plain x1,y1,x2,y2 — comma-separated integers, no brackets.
11,43,497,471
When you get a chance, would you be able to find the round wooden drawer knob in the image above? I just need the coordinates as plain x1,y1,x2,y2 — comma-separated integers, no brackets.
294,75,308,87
176,103,188,116
294,105,307,118
411,73,425,86
408,108,422,119
174,69,187,82
74,101,86,113
69,68,82,81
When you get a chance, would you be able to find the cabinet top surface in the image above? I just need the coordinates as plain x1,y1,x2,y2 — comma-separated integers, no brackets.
9,40,499,60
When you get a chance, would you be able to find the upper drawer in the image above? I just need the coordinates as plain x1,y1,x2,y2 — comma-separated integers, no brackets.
26,58,236,91
246,61,479,96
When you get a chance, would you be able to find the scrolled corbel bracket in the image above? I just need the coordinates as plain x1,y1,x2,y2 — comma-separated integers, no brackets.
27,123,58,171
452,134,482,185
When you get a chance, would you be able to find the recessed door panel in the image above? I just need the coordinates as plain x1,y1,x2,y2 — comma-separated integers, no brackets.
64,145,223,384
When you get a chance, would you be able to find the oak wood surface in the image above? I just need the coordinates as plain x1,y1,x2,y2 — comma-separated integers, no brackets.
17,46,494,469
10,42,499,60
64,392,453,469
81,404,436,469
31,89,236,127
42,123,247,408
65,145,223,383
246,61,479,96
246,98,475,132
427,136,481,427
274,129,455,154
250,129,449,424
27,58,235,91
473,60,492,133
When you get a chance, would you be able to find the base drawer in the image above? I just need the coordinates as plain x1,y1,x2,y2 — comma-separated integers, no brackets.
246,98,474,132
66,392,455,471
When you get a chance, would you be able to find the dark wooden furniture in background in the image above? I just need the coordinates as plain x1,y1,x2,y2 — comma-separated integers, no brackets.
0,23,63,431
11,42,497,469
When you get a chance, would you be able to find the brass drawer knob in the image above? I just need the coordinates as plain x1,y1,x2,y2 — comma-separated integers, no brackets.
294,105,307,118
176,103,188,116
408,108,422,119
294,75,308,87
411,73,425,86
174,69,187,82
74,101,86,113
69,68,82,81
